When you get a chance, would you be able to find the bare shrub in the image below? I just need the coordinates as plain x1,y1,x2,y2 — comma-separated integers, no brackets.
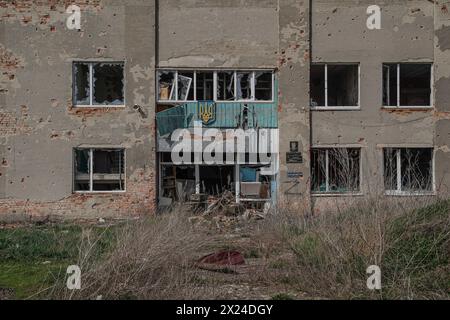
51,206,220,300
255,197,450,300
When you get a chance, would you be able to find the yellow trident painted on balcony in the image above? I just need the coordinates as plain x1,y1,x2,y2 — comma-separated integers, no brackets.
198,101,216,125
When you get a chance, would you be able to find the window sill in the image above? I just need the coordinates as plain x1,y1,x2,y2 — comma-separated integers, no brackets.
385,191,436,197
382,106,433,110
74,191,126,194
312,192,364,198
311,106,361,111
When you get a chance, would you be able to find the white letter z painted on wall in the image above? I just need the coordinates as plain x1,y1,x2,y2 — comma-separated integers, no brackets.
366,5,381,30
66,5,81,30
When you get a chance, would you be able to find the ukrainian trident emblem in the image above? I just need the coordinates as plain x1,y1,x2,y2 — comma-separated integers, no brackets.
198,101,216,125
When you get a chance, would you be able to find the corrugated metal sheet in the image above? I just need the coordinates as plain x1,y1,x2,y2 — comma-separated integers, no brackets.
157,102,278,136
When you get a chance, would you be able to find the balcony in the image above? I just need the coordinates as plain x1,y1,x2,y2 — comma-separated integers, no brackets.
156,102,278,137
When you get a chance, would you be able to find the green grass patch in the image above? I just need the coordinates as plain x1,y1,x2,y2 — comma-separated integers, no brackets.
0,224,119,299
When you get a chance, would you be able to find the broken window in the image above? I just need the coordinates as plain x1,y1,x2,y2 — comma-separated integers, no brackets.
196,72,214,101
236,72,253,100
178,72,194,101
158,71,176,101
74,148,125,192
384,148,433,194
255,72,273,101
73,62,124,106
73,63,90,105
312,148,361,194
310,64,359,108
157,70,274,103
383,63,432,107
200,165,234,196
93,63,124,105
217,71,235,101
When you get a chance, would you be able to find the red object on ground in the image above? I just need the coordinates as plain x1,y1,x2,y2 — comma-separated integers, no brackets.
198,251,245,266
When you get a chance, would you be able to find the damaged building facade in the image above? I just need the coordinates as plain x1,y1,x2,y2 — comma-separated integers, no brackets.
1,0,450,219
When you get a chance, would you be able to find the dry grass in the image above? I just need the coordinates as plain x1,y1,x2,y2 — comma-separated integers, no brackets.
48,197,449,300
51,206,224,300
255,197,450,300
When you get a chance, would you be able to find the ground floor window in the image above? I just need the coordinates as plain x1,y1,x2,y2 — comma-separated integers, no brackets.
311,148,361,194
384,148,434,194
74,148,125,192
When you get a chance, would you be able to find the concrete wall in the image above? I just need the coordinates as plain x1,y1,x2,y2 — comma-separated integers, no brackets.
311,0,438,212
1,0,450,220
434,3,450,196
0,0,156,221
158,0,279,69
278,0,311,206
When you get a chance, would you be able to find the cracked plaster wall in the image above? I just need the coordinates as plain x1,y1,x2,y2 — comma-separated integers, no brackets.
0,0,156,221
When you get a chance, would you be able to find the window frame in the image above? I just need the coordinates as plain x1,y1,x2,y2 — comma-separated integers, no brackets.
382,63,433,109
72,61,126,108
383,147,435,196
156,69,275,104
311,147,363,196
73,147,127,194
310,63,361,111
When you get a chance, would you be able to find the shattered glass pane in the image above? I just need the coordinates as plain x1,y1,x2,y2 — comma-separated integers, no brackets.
93,63,124,105
237,72,252,100
178,72,194,101
74,149,90,191
217,71,235,101
311,149,327,192
159,71,176,101
73,63,90,105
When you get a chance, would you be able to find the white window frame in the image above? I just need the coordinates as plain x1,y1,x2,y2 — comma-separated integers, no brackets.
311,147,363,196
383,147,435,196
382,63,433,109
73,61,126,108
157,70,274,104
73,148,126,194
311,63,361,111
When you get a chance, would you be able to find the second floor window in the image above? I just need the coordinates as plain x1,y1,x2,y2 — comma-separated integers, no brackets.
157,70,274,103
310,63,360,109
73,62,125,107
383,63,432,108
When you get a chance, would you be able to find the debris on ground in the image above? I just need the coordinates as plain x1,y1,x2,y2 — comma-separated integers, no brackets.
198,251,245,266
204,191,244,216
196,250,246,274
188,191,270,230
